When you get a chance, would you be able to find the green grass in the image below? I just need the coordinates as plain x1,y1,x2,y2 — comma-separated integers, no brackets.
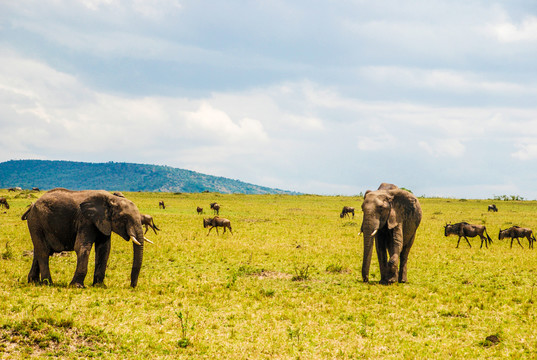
1,191,537,358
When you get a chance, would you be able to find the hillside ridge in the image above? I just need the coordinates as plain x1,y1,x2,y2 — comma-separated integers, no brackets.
0,160,298,194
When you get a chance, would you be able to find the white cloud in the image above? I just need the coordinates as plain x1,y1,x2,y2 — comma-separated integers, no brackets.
419,139,466,158
185,102,269,144
512,142,537,160
360,66,534,95
357,134,397,151
490,16,537,43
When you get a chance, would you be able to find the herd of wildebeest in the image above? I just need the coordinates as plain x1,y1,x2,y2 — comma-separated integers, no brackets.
0,183,535,288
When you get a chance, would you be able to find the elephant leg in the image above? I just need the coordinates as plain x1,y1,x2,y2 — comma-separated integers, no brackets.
382,227,404,284
38,255,52,285
28,256,41,283
376,233,390,284
93,237,111,286
71,240,93,288
28,228,53,284
398,234,416,283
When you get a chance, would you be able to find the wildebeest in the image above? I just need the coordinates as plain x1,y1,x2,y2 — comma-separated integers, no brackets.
444,222,493,248
197,206,203,215
340,206,355,218
8,187,22,192
140,214,160,235
210,202,220,215
488,204,498,212
159,201,166,209
0,197,9,209
499,226,536,249
203,216,232,235
32,187,40,192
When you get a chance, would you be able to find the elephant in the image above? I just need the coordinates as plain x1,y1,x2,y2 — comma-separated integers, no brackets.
360,186,422,284
21,188,152,288
377,183,398,190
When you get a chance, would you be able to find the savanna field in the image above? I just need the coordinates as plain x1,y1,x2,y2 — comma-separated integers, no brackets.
1,190,537,359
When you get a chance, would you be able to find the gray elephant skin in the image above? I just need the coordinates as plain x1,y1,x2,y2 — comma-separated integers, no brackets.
22,188,147,288
361,187,422,284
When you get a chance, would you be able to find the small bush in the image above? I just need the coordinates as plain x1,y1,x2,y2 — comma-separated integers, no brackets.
292,265,311,281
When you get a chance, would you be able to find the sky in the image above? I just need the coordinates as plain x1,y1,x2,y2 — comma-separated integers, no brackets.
1,1,537,198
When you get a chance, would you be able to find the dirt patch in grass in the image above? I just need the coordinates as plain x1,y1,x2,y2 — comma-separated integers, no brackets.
0,317,117,357
255,270,292,280
241,218,272,223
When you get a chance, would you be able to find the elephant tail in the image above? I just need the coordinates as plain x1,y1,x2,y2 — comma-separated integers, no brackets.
21,203,33,221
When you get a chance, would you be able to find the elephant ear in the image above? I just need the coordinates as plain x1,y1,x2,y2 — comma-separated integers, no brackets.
80,196,112,236
386,194,400,230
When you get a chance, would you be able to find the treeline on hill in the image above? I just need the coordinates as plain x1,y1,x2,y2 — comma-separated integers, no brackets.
0,160,297,195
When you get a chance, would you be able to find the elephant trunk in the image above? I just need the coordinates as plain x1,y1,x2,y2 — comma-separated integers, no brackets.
361,219,379,282
130,228,144,288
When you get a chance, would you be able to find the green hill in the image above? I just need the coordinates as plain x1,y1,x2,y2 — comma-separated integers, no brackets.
0,160,298,194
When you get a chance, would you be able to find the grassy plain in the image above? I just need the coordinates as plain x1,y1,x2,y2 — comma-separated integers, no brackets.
1,190,537,359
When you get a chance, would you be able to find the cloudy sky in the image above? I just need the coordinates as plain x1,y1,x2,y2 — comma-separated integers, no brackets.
1,1,537,198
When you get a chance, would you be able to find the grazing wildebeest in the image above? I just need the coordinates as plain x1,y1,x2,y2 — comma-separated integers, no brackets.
444,222,493,248
140,214,160,235
203,216,232,235
159,201,166,209
499,226,536,249
0,197,9,209
340,206,355,218
197,206,203,215
32,187,40,192
488,204,498,212
210,202,220,215
8,187,22,192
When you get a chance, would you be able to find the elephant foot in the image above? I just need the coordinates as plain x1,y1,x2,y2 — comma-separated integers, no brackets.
69,282,85,288
93,282,107,289
379,279,396,285
28,276,40,284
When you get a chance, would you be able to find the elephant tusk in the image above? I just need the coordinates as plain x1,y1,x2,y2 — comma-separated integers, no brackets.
130,236,142,246
370,229,378,237
144,237,154,244
357,232,362,236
